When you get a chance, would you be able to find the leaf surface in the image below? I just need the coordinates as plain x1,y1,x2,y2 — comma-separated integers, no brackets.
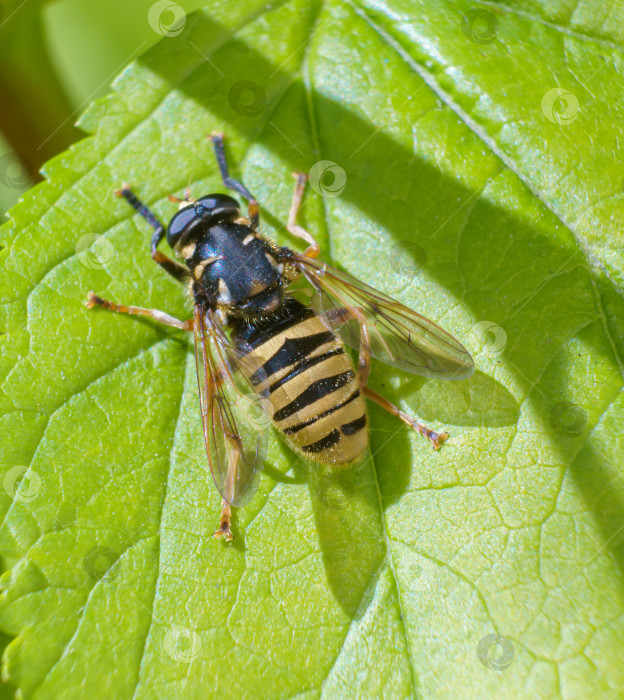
0,0,622,697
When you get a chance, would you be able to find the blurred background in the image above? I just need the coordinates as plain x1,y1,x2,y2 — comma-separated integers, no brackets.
0,0,205,218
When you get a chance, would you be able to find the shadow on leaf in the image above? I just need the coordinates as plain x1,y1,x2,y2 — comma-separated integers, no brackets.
128,9,624,612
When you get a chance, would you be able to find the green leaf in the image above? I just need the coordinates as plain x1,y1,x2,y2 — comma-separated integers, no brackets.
1,0,622,697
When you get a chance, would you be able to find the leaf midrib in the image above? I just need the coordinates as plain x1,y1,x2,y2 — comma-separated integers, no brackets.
304,4,419,692
471,0,624,51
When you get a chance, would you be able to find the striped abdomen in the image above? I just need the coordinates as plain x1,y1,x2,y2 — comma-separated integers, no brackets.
233,299,368,465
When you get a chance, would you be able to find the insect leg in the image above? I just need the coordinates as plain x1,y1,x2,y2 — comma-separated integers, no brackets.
288,172,320,258
214,500,233,541
325,305,448,450
213,444,240,542
320,305,371,385
115,184,189,282
86,292,194,331
362,386,449,450
351,308,371,386
208,132,260,229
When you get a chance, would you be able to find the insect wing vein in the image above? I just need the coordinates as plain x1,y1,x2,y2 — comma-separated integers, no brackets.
295,254,474,380
194,307,269,507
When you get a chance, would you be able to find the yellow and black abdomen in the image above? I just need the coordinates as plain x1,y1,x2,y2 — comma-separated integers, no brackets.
233,299,368,465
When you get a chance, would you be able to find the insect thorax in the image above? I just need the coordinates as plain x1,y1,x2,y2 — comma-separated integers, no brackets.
182,220,290,320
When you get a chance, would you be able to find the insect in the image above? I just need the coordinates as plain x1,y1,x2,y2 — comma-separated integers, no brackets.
86,133,474,541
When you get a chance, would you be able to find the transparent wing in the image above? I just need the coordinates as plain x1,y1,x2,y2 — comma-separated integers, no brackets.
194,306,271,507
294,254,474,380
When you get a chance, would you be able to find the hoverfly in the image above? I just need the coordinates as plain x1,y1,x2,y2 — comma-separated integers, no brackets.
87,133,474,541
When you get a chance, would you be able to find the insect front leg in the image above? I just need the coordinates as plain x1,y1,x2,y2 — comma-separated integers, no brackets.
288,172,320,258
327,306,448,450
115,183,189,283
208,132,260,230
86,292,194,331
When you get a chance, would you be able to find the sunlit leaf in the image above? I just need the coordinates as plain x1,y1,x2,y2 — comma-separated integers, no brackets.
0,0,622,696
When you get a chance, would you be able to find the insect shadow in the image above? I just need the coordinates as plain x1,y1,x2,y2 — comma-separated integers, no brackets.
270,446,393,618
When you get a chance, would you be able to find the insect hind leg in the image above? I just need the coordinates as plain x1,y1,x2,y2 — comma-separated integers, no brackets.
363,386,449,450
326,306,448,450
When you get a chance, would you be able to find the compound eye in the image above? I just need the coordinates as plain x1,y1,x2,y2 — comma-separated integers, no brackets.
195,193,240,212
167,206,198,247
